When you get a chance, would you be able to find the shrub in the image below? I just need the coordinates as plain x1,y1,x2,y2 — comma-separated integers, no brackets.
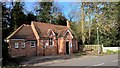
106,50,115,54
2,65,21,68
106,50,120,54
116,50,120,54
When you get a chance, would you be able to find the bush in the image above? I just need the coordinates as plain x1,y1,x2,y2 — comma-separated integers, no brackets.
116,50,120,54
2,65,22,68
105,50,120,54
106,50,114,54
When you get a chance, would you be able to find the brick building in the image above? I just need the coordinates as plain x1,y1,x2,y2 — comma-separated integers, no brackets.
6,21,78,57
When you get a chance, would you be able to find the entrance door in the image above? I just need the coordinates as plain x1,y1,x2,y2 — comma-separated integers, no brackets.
66,42,69,54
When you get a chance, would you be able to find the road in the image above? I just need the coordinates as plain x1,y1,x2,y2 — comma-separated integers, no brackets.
45,54,119,66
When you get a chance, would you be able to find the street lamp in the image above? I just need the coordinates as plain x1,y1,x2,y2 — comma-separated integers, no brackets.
97,27,100,54
97,27,99,45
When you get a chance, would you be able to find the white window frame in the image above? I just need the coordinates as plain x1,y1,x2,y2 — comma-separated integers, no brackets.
63,30,73,39
48,29,55,36
70,42,72,48
21,42,25,48
49,38,53,47
30,42,36,47
14,42,19,48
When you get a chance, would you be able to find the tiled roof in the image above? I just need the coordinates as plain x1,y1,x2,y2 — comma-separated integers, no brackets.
6,21,75,40
33,22,69,37
10,24,36,40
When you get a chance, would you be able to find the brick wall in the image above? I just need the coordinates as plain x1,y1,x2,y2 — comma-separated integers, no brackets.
58,37,65,55
31,21,41,56
9,39,37,57
9,39,26,57
41,30,57,56
72,39,78,53
25,41,37,57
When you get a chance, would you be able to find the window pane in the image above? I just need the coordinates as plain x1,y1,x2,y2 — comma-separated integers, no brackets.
21,43,25,48
14,42,19,48
30,42,35,47
49,38,53,45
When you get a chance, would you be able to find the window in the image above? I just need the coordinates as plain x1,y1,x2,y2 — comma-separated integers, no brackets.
74,43,76,49
21,42,25,48
14,42,19,48
49,38,52,45
30,42,35,47
70,42,72,48
49,38,53,46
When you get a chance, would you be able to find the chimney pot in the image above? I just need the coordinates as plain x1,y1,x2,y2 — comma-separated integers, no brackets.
66,20,70,28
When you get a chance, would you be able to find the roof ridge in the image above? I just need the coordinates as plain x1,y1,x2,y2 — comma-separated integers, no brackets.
23,24,30,26
33,21,67,27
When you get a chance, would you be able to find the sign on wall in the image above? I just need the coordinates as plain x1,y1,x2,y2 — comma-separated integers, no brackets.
45,42,48,46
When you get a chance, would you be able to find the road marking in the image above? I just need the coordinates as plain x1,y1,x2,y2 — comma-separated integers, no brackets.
93,63,104,66
113,60,119,62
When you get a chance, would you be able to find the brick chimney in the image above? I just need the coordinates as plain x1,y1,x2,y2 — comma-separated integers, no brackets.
66,20,70,28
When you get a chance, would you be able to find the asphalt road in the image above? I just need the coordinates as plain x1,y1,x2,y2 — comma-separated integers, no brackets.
46,54,120,66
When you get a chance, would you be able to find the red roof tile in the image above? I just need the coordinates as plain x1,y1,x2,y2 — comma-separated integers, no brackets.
10,24,36,40
33,22,69,37
7,22,74,40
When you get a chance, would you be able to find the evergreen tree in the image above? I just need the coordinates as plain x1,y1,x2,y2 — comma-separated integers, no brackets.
25,12,37,24
37,2,53,23
11,2,26,30
2,2,11,66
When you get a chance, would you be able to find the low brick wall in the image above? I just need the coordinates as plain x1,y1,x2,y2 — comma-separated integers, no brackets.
83,45,102,54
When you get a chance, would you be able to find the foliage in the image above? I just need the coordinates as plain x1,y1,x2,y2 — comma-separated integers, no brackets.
2,2,11,66
2,2,37,66
36,2,53,23
2,1,120,66
10,2,26,30
25,12,37,24
70,2,120,47
52,12,67,26
36,2,67,26
2,65,21,68
98,2,119,47
105,50,120,55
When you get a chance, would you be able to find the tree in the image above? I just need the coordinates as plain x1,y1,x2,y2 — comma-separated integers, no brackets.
25,12,37,24
53,12,67,26
99,2,119,46
10,2,26,31
69,2,119,47
2,2,11,66
36,2,53,23
36,2,67,26
2,2,38,66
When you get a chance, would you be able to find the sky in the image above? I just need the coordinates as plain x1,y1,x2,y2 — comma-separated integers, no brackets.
24,1,100,22
2,1,76,21
24,2,82,22
2,0,104,22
